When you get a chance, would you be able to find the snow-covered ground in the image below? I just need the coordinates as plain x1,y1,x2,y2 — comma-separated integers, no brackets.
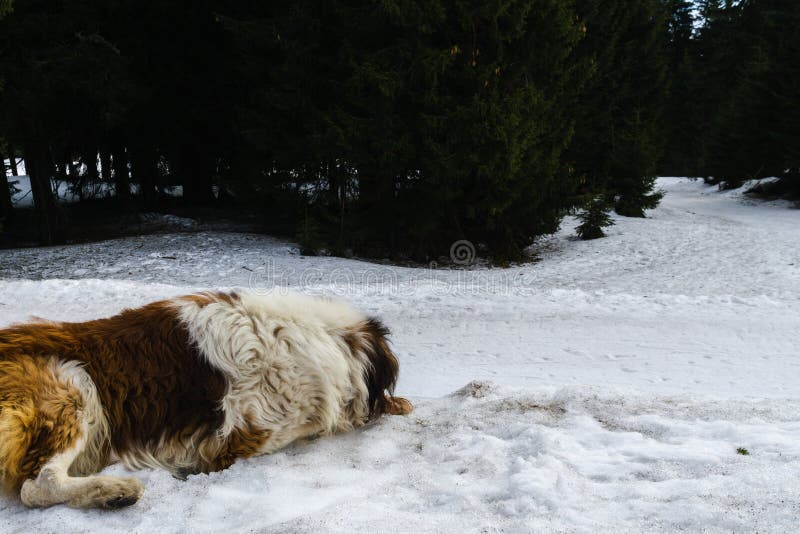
0,177,798,532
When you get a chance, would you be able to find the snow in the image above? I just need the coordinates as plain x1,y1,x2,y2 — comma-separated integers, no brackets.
4,175,79,208
0,177,798,531
3,163,182,207
2,158,26,177
5,175,121,207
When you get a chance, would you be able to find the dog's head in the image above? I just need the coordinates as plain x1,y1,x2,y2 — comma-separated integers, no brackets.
346,317,400,420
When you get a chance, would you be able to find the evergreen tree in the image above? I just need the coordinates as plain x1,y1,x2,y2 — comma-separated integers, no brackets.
691,0,746,185
412,0,588,259
692,0,798,193
768,1,800,194
660,0,702,176
228,0,588,260
2,0,794,252
570,0,669,218
576,196,614,240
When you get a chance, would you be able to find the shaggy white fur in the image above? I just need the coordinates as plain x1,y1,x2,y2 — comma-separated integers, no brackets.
175,292,374,454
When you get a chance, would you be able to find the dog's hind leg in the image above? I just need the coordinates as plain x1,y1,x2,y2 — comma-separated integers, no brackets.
0,357,142,509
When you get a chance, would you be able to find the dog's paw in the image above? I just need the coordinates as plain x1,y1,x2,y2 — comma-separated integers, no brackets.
104,494,140,509
386,396,414,416
70,476,144,510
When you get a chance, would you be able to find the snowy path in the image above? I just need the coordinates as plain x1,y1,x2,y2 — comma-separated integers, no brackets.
0,178,799,532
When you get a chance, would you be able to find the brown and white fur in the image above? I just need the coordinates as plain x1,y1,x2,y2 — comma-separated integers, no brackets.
0,291,412,509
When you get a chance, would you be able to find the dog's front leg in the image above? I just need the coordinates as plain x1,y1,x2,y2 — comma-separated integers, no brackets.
385,395,414,415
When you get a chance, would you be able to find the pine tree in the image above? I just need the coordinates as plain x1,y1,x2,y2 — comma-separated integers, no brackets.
569,0,669,218
660,0,702,175
695,0,799,193
691,0,746,185
576,196,614,240
231,0,589,261
751,0,800,195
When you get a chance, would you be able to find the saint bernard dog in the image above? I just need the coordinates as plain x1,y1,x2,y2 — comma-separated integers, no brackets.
0,291,412,509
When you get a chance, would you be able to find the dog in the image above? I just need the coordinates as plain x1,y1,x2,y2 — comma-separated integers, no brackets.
0,291,413,509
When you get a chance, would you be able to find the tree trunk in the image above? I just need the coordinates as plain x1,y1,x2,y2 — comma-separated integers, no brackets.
83,150,97,182
129,144,159,210
7,143,20,176
100,150,112,185
112,145,131,206
178,145,215,206
82,147,98,201
68,159,81,180
66,149,84,202
358,164,395,254
25,143,65,245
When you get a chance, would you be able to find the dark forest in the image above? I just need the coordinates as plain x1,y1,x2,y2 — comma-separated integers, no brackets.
0,0,797,260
